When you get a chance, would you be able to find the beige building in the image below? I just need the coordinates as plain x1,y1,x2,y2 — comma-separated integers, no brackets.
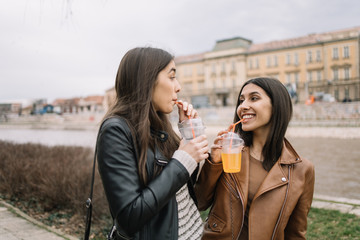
176,38,251,107
175,26,360,106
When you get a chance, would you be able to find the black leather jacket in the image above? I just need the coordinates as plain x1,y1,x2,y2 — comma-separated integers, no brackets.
97,117,198,239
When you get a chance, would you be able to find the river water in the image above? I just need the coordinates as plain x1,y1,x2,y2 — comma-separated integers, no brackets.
0,128,359,200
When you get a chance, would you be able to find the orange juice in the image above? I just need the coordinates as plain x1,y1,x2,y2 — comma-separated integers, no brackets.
221,152,242,173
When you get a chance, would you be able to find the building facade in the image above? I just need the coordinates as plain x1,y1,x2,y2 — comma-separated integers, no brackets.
175,26,360,106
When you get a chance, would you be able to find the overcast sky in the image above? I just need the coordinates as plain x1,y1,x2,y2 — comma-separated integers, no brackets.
1,0,360,104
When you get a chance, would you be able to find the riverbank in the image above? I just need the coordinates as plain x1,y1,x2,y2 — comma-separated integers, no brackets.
1,121,360,139
1,126,359,201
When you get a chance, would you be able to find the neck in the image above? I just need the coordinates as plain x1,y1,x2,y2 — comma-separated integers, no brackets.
250,133,267,161
250,145,263,161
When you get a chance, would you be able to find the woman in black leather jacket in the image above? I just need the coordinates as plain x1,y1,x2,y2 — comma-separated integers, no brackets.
97,47,209,240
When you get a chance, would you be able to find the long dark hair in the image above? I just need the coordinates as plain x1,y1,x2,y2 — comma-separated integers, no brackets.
104,47,180,185
234,77,293,171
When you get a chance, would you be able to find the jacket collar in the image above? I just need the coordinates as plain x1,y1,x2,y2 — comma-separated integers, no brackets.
279,138,302,165
150,128,168,142
231,139,302,202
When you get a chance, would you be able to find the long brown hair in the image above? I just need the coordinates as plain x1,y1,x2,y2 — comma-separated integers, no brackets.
104,47,180,185
234,77,293,171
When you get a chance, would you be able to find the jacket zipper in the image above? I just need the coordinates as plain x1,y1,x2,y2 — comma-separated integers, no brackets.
223,176,240,199
271,165,291,240
228,174,245,240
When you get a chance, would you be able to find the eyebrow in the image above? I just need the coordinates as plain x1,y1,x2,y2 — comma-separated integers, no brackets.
240,91,261,98
168,68,176,74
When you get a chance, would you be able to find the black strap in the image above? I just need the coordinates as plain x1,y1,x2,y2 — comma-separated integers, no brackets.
84,141,98,240
84,119,107,240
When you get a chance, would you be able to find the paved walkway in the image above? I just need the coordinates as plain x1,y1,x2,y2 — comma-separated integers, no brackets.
1,195,360,240
0,200,77,240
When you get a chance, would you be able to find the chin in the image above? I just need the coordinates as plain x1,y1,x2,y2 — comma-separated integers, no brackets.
160,107,173,114
241,125,253,132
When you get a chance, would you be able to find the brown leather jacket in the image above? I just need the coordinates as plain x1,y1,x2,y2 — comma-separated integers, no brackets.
195,139,315,240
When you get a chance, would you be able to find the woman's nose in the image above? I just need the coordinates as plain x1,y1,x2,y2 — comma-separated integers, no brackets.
175,79,181,93
238,101,250,111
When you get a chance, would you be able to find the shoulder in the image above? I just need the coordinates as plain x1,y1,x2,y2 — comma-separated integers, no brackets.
299,157,314,173
292,157,315,184
284,138,314,176
299,157,314,168
98,116,134,142
100,116,130,133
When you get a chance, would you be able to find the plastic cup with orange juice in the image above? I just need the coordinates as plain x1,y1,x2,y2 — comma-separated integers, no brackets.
221,132,244,173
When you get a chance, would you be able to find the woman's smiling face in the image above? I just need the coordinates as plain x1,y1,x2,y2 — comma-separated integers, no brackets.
237,83,273,134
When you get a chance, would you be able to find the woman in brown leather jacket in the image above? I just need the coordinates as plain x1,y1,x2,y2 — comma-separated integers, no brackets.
195,77,315,240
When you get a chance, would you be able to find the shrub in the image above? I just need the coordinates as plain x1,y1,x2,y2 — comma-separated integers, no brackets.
0,140,110,238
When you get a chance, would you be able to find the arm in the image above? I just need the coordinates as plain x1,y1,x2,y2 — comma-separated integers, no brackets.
194,155,224,211
194,129,228,211
285,162,315,239
97,120,190,236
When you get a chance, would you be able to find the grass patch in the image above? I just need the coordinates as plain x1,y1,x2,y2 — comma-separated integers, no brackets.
307,207,360,239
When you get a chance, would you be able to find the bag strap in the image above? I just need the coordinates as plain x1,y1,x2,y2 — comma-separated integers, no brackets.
84,141,98,240
84,119,108,240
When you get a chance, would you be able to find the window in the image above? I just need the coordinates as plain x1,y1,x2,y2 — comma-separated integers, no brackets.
212,80,216,88
286,53,291,65
333,68,339,81
343,46,350,58
334,89,339,100
317,70,322,82
273,55,278,66
333,47,339,59
184,82,192,92
286,73,291,83
232,61,236,72
267,56,271,67
198,80,204,90
307,71,312,82
185,66,192,77
345,88,350,99
344,67,350,80
255,58,259,68
248,59,253,69
294,53,299,65
307,50,312,63
316,50,321,62
294,73,299,84
197,65,204,76
221,62,226,73
212,63,216,74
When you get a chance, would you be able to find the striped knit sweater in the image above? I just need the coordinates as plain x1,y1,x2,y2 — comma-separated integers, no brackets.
173,150,204,240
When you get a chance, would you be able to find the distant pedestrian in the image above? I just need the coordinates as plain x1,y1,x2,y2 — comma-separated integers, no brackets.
96,47,209,239
195,77,315,239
